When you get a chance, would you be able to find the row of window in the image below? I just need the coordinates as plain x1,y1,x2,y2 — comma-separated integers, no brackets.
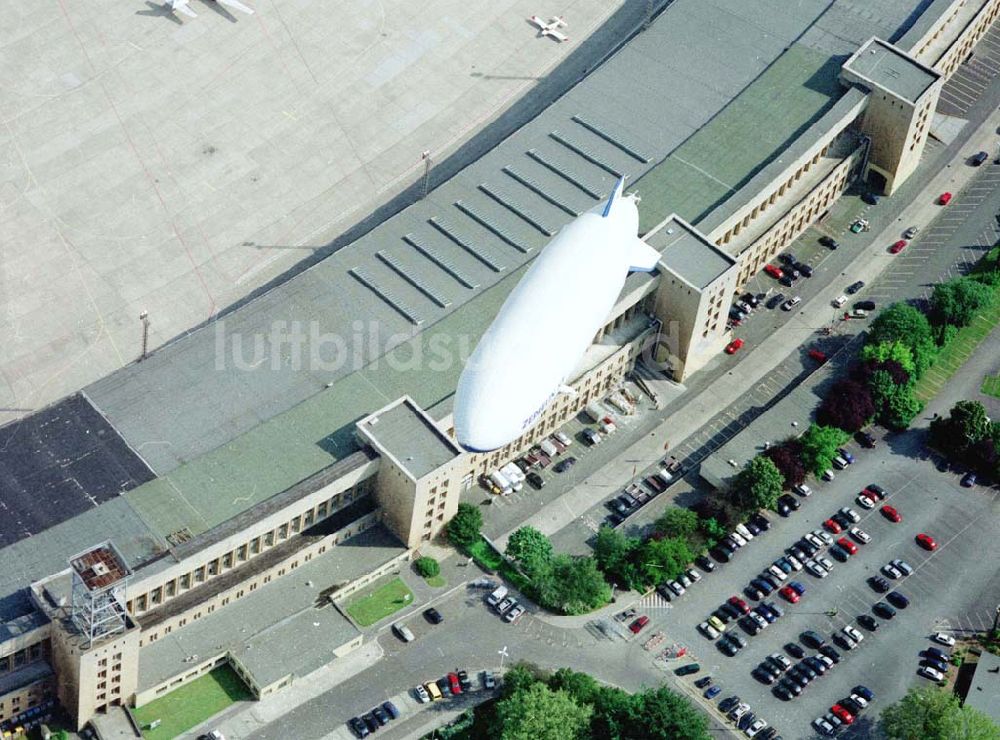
933,0,1000,78
128,481,371,614
0,682,51,723
0,641,45,675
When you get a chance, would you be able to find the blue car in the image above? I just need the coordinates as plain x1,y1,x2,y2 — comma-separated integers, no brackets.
752,578,775,596
705,685,722,699
789,581,806,596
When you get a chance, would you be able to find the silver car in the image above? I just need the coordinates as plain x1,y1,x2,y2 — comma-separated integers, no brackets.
805,560,828,578
813,529,834,545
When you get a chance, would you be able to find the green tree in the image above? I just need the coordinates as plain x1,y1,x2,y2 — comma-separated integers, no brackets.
799,424,850,476
931,277,994,327
506,526,553,576
868,302,937,377
548,668,601,706
634,536,695,587
699,516,727,544
950,400,992,447
881,686,1000,740
496,683,592,740
627,686,712,740
446,503,482,548
593,526,642,591
654,507,699,541
413,556,439,578
733,455,784,512
860,340,917,377
534,555,610,615
882,383,923,430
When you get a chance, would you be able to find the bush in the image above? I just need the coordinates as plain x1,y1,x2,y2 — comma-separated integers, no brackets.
799,424,850,476
414,556,440,578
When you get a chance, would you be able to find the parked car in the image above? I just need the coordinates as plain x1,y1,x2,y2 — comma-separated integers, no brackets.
916,533,937,550
526,472,545,489
726,338,745,354
881,505,902,522
554,457,577,473
847,280,866,294
850,527,871,544
862,192,880,205
424,608,444,624
934,632,957,647
961,471,977,487
889,239,907,254
939,191,953,205
766,293,786,309
781,296,802,311
903,226,919,239
629,616,650,634
764,264,784,279
820,236,840,249
972,150,989,166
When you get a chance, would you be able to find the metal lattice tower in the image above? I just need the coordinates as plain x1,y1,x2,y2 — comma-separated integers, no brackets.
68,542,132,648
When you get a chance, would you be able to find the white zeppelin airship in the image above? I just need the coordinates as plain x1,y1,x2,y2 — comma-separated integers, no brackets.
453,177,660,452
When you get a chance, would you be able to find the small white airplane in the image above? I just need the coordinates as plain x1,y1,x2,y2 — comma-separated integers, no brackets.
166,0,255,19
528,15,569,42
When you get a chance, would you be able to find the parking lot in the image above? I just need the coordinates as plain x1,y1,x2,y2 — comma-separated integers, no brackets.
610,430,1000,738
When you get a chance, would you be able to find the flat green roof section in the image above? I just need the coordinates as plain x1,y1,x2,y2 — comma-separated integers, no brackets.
124,264,524,540
636,44,845,233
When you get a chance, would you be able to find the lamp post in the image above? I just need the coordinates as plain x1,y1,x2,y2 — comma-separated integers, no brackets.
498,645,509,675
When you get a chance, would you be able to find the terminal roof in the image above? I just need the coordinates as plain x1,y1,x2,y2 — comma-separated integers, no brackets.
358,398,462,479
963,651,1000,727
645,217,735,290
843,38,940,103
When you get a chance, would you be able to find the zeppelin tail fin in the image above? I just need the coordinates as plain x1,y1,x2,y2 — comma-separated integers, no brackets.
601,176,626,217
627,238,661,272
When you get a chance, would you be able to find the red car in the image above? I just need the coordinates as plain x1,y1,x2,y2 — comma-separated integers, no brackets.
779,586,800,603
881,505,902,523
889,239,907,254
629,615,650,634
831,704,855,725
939,192,953,205
808,349,828,363
725,338,745,354
823,518,843,534
448,672,463,695
916,533,937,551
728,596,750,615
764,264,784,279
837,537,858,555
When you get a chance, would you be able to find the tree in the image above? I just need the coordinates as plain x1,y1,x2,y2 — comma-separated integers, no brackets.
548,668,601,706
882,382,923,430
414,556,439,578
817,378,875,432
931,277,994,327
446,503,482,548
699,516,727,545
880,686,1000,740
950,400,992,447
506,526,553,576
626,686,712,740
733,455,784,512
763,440,806,488
799,424,850,476
635,536,696,587
496,682,592,740
868,302,937,377
593,526,642,591
860,340,917,377
534,554,610,615
654,508,699,541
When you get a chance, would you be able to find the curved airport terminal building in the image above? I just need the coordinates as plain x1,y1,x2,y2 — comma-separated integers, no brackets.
1,0,999,733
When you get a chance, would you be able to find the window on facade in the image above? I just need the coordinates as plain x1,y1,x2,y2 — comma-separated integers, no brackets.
28,644,41,661
180,573,191,589
237,544,249,562
195,567,206,583
165,581,176,597
151,587,162,605
207,561,218,576
264,532,275,547
317,502,328,517
222,552,233,569
135,594,147,611
303,511,314,527
291,516,301,533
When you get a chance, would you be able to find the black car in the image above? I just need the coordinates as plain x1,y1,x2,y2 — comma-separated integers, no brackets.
718,635,739,656
820,235,840,250
787,544,808,562
766,293,786,309
887,591,910,609
778,253,797,265
831,512,852,529
820,645,842,663
457,670,472,691
720,602,742,619
841,697,864,715
829,544,849,562
785,642,805,659
742,292,761,308
719,696,741,713
750,513,771,531
926,646,950,662
779,274,794,287
796,662,817,680
760,573,782,590
744,585,764,602
862,192,881,205
802,630,826,648
779,494,800,511
857,431,877,448
745,520,763,536
779,677,803,696
787,668,810,687
371,705,391,726
753,667,776,684
797,263,814,278
696,555,716,572
554,457,577,473
349,717,370,738
526,472,545,489
605,513,623,527
694,675,713,689
436,676,451,696
715,542,735,561
424,607,444,624
847,280,866,294
798,538,819,557
773,683,795,701
854,300,876,311
923,656,949,673
362,713,380,733
868,576,890,593
873,601,897,620
738,712,756,731
857,614,880,631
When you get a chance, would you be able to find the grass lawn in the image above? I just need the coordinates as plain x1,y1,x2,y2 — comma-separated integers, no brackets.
467,538,503,571
915,294,1000,402
345,577,414,627
982,374,1000,398
425,574,447,587
133,665,251,740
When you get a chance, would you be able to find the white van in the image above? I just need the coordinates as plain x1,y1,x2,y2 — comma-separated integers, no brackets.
539,439,559,458
489,470,513,495
392,622,415,642
832,455,850,470
487,586,508,607
501,463,524,491
554,431,572,447
584,402,604,423
656,468,674,487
